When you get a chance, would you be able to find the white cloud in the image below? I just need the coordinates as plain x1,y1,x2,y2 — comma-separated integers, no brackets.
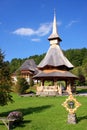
12,22,52,37
13,28,35,36
31,38,40,42
12,21,62,38
36,23,52,36
65,20,78,28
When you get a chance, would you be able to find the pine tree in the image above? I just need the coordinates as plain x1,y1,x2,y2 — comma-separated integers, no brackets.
0,49,13,106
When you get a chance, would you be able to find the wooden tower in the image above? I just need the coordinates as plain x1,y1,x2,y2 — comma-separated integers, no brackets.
33,12,78,96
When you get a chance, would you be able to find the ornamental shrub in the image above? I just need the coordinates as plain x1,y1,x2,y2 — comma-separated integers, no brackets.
7,111,23,123
16,77,30,94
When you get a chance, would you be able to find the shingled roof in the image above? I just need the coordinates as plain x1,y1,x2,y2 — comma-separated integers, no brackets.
38,45,74,70
19,59,37,72
37,12,73,70
33,70,78,80
17,59,39,75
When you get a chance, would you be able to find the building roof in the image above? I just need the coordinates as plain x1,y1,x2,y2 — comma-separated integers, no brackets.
19,59,37,72
33,70,78,80
38,45,74,70
12,59,38,76
38,12,74,70
17,59,39,75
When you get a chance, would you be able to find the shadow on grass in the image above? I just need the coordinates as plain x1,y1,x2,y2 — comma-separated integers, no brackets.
77,115,87,123
0,105,52,117
0,105,52,129
12,120,32,129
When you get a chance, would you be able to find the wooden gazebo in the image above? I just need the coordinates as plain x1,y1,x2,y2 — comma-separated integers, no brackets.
33,13,78,96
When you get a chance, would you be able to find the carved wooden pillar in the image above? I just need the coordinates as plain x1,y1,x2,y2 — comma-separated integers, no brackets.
54,79,58,92
65,80,67,90
66,80,72,94
54,79,57,86
41,79,44,86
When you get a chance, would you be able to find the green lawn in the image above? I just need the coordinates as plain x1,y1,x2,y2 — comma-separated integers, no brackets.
0,94,87,130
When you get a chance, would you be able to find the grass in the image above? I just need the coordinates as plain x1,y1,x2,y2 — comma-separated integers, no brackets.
0,93,87,130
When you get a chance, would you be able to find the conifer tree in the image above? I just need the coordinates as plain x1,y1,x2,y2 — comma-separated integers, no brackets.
0,49,13,106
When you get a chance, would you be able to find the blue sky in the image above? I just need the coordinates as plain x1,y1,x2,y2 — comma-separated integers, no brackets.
0,0,87,61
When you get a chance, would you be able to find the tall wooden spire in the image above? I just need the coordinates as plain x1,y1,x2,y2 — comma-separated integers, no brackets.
48,11,62,45
38,12,74,70
52,11,58,35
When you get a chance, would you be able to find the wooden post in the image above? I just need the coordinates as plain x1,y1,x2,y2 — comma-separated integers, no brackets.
65,80,67,90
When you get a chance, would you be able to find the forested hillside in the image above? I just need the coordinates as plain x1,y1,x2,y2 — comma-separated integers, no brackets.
9,48,87,85
64,48,87,85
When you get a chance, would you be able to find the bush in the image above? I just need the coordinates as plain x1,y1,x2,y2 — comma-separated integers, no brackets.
7,111,23,123
0,90,13,106
30,78,34,87
16,78,30,94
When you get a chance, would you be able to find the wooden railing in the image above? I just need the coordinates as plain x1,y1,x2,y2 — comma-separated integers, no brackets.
37,86,58,92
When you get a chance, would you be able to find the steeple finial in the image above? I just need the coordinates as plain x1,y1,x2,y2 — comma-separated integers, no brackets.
48,10,62,43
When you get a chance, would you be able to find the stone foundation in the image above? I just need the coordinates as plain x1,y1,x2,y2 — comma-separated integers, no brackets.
68,113,77,124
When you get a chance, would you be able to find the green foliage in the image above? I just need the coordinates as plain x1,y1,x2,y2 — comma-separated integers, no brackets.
29,53,46,65
0,85,13,106
64,48,87,67
16,78,30,94
64,48,87,86
76,86,87,93
9,58,24,74
0,49,13,106
29,78,34,87
78,75,86,86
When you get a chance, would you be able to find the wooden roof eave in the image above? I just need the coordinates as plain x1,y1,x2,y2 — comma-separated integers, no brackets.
38,65,74,71
33,72,78,81
33,76,78,81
